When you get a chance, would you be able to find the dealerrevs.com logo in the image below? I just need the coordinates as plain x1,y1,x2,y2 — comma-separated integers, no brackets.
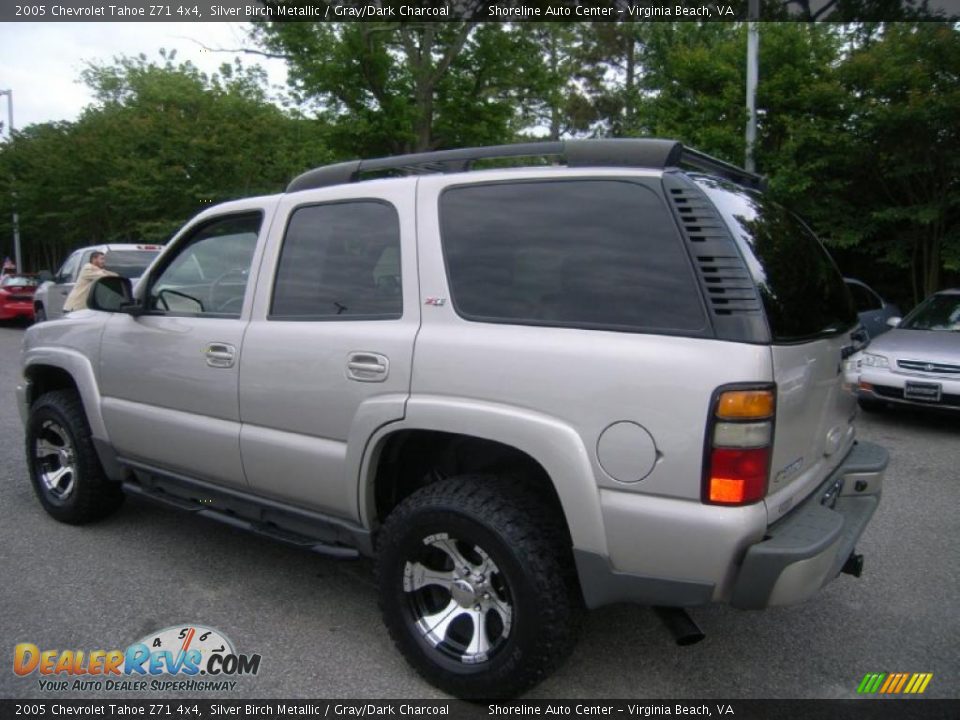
13,624,261,692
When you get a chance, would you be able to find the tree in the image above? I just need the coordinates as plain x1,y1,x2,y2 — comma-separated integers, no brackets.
0,52,331,270
249,22,551,155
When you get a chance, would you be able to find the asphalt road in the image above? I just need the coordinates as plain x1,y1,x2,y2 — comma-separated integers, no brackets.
0,322,957,701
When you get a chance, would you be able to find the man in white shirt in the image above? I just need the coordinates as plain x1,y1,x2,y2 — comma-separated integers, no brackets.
63,251,118,312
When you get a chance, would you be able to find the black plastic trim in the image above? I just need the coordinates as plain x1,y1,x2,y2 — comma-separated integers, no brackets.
118,458,372,557
730,440,887,610
574,549,715,609
663,171,771,345
286,138,771,194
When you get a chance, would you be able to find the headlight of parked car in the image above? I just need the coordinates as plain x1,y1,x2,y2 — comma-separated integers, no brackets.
860,352,890,369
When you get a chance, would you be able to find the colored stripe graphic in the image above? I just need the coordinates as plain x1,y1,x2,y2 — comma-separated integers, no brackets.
857,673,932,694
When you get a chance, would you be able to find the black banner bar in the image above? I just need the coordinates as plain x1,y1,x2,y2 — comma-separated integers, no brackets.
0,700,957,720
3,0,960,23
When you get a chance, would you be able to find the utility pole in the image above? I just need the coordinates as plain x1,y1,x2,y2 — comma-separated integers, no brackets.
0,89,22,273
745,0,760,173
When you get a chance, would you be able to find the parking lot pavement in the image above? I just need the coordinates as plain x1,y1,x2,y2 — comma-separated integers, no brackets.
0,324,957,700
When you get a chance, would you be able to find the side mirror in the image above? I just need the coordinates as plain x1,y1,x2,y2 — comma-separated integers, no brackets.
886,316,902,328
88,276,141,315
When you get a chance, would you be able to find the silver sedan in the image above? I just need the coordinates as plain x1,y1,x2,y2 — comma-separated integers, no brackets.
856,288,960,412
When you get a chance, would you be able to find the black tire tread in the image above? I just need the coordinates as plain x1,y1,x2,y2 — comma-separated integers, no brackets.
27,390,124,524
376,475,582,698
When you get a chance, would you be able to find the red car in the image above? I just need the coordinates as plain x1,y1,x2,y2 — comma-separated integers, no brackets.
0,274,39,323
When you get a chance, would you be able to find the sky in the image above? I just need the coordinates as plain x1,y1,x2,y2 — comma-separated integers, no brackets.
0,22,289,132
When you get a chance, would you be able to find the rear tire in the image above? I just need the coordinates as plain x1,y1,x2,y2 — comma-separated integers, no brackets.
376,475,582,699
26,390,124,524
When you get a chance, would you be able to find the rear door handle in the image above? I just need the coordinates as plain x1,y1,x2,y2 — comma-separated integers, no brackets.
205,343,236,368
346,352,389,382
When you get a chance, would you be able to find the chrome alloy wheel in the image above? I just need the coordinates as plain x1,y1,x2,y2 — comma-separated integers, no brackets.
34,420,78,501
403,532,513,665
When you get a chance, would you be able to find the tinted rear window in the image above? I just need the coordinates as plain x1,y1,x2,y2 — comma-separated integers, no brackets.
439,179,707,335
697,178,856,342
104,250,160,279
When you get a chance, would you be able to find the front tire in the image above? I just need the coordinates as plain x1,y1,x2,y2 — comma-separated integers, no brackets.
376,476,582,699
26,390,124,524
34,304,46,323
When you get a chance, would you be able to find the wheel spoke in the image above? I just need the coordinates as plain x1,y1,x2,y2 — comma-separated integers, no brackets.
406,561,456,591
463,609,492,662
35,439,60,458
46,465,72,490
419,599,468,645
430,536,476,573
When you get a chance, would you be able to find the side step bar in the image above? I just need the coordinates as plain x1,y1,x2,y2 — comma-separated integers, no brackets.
119,467,369,560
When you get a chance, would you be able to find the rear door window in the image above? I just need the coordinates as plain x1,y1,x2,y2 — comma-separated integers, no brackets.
271,200,402,320
697,177,856,342
439,179,708,335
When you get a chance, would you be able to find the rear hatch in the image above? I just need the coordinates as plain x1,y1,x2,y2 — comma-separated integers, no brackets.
698,178,861,523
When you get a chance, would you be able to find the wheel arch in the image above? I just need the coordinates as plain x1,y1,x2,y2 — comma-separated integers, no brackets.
22,351,124,481
358,397,608,556
24,353,104,433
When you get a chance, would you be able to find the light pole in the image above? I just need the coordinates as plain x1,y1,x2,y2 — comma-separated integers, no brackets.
0,89,22,274
745,0,759,173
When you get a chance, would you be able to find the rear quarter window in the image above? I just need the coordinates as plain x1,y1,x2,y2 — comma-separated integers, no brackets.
439,179,708,335
697,178,856,342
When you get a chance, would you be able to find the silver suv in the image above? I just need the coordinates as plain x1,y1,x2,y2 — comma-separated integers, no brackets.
18,139,887,698
33,243,163,321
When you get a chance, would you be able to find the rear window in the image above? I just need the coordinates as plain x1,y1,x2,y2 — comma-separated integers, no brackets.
104,250,161,279
439,179,707,335
697,177,856,342
1,276,38,288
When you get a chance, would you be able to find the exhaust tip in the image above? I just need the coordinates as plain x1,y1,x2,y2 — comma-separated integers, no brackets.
654,606,705,646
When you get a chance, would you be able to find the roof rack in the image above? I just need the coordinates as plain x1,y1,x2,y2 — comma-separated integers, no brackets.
285,138,765,193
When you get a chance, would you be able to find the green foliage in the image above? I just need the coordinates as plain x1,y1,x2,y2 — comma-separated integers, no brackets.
249,22,553,154
0,51,330,270
0,22,956,305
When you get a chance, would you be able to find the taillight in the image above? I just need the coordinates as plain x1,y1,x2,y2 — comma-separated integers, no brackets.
703,385,775,506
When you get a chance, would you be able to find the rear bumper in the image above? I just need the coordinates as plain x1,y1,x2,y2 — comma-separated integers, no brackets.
0,301,34,319
730,441,887,609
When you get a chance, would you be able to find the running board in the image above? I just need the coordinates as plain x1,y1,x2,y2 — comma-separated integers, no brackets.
120,470,367,560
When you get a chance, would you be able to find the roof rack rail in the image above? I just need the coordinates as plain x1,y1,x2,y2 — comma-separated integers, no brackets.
679,147,766,189
285,138,764,193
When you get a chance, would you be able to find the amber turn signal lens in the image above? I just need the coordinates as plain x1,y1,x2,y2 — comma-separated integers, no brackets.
716,390,775,420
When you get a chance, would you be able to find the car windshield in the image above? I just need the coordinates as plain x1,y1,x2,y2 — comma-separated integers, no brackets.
1,276,38,288
900,294,960,332
104,250,161,279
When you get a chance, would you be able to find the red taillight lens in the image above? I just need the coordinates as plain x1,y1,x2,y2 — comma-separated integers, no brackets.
704,384,775,506
707,447,770,504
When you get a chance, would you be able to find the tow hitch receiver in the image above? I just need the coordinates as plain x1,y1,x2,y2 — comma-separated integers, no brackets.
842,552,864,578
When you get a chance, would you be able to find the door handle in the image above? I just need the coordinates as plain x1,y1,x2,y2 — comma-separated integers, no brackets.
346,352,389,382
205,343,236,368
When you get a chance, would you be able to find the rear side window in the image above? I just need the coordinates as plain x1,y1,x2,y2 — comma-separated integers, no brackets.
104,250,160,279
272,201,402,320
697,178,856,342
439,180,707,334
